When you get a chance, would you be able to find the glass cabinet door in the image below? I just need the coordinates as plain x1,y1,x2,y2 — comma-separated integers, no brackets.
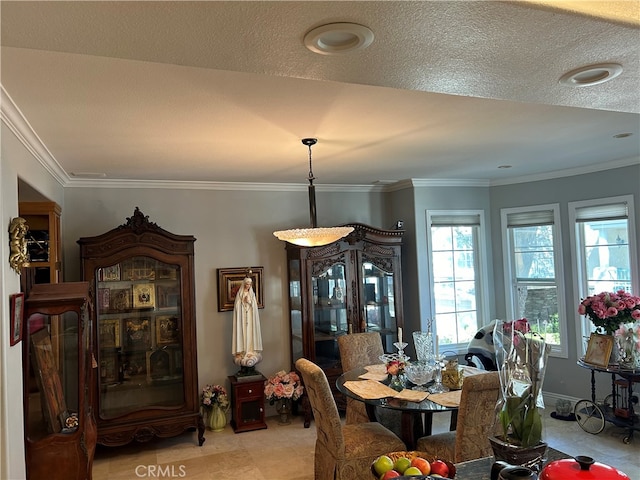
362,257,397,352
25,310,81,440
289,259,303,364
95,256,184,419
312,262,348,369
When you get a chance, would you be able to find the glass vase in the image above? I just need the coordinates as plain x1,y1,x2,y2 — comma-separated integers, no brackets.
207,405,227,432
275,398,292,425
389,373,406,392
616,333,638,369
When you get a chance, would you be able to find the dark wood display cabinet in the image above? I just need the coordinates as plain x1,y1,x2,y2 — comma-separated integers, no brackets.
228,375,267,433
285,223,404,424
22,282,96,480
78,207,204,446
19,201,62,293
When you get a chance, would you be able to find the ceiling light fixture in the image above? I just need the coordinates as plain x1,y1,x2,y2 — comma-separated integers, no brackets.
304,23,374,55
273,138,354,247
559,63,623,87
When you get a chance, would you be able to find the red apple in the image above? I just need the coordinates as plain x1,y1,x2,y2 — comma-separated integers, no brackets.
380,470,401,479
430,459,450,478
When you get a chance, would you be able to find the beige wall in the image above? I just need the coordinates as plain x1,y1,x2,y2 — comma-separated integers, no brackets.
1,115,65,480
61,186,386,408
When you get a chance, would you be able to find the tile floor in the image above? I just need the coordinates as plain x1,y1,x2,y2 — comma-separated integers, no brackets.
92,406,638,480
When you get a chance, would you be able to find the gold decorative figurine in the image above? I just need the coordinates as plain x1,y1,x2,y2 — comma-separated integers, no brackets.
9,217,29,274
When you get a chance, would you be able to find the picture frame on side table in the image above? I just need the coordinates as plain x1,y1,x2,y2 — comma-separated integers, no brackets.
217,266,264,312
10,292,24,346
584,333,614,368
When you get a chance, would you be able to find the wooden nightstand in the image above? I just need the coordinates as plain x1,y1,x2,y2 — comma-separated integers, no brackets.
228,375,267,433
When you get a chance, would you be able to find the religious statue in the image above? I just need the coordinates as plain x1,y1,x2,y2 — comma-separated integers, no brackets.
232,276,263,376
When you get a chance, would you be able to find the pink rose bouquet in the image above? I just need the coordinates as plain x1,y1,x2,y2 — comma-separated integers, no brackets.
264,370,304,404
578,290,640,335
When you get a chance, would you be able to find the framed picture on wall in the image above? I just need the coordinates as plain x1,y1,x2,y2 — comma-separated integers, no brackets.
9,292,24,346
217,266,263,312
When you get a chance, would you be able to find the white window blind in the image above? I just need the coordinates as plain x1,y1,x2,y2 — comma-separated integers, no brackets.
430,214,480,226
575,202,628,222
506,210,554,227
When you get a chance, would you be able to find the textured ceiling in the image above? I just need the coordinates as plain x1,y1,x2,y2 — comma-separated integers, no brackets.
1,1,639,187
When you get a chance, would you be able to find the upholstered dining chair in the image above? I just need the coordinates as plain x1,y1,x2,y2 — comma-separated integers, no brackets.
416,371,500,463
337,332,385,424
295,358,406,480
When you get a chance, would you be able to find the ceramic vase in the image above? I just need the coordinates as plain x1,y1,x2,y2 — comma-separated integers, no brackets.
207,405,227,432
275,398,292,425
489,436,548,471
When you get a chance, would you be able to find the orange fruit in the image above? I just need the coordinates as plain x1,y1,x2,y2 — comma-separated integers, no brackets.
410,457,431,475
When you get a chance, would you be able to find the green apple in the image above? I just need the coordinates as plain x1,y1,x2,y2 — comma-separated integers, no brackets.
373,455,394,476
393,457,411,474
402,466,423,476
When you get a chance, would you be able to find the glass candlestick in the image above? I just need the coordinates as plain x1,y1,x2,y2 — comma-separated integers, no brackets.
393,341,409,360
427,354,449,394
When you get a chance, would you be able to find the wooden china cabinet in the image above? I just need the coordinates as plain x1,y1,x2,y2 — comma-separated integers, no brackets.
285,223,404,421
22,282,96,480
78,208,204,446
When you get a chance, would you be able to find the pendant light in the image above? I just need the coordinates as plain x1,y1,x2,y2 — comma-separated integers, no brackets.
273,138,353,247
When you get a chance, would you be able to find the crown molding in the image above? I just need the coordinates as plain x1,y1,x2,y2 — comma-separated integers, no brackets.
489,156,640,186
1,85,70,186
4,82,637,192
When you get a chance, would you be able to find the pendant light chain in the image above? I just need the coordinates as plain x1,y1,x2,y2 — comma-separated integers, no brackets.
306,139,316,185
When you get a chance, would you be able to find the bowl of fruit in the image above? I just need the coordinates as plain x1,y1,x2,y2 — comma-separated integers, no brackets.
371,451,456,479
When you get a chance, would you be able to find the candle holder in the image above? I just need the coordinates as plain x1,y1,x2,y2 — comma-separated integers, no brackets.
393,341,408,359
379,341,410,366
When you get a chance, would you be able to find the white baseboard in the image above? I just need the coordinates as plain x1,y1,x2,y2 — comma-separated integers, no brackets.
543,391,582,407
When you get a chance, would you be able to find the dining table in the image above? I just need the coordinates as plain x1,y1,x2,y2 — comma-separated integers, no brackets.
336,366,464,449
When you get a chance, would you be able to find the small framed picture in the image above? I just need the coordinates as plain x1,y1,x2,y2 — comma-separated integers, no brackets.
97,288,111,312
156,315,181,345
102,264,121,281
110,288,132,311
99,319,121,348
10,293,25,346
156,284,180,309
584,333,614,368
217,266,264,312
133,283,155,309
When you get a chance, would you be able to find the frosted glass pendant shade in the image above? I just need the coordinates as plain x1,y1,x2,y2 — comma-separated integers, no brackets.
273,226,354,247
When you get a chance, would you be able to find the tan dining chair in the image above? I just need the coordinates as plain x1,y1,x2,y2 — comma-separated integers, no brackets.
337,332,385,424
416,371,500,463
295,357,406,480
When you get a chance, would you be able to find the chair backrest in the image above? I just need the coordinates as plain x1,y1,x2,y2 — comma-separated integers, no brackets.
295,358,345,458
465,320,498,370
337,332,384,372
454,371,501,462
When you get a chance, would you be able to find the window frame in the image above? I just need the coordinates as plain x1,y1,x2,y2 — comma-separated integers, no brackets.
501,203,568,358
426,209,489,355
568,194,638,357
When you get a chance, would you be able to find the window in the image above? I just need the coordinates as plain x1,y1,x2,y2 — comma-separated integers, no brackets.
569,195,638,355
501,204,567,357
427,211,488,353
